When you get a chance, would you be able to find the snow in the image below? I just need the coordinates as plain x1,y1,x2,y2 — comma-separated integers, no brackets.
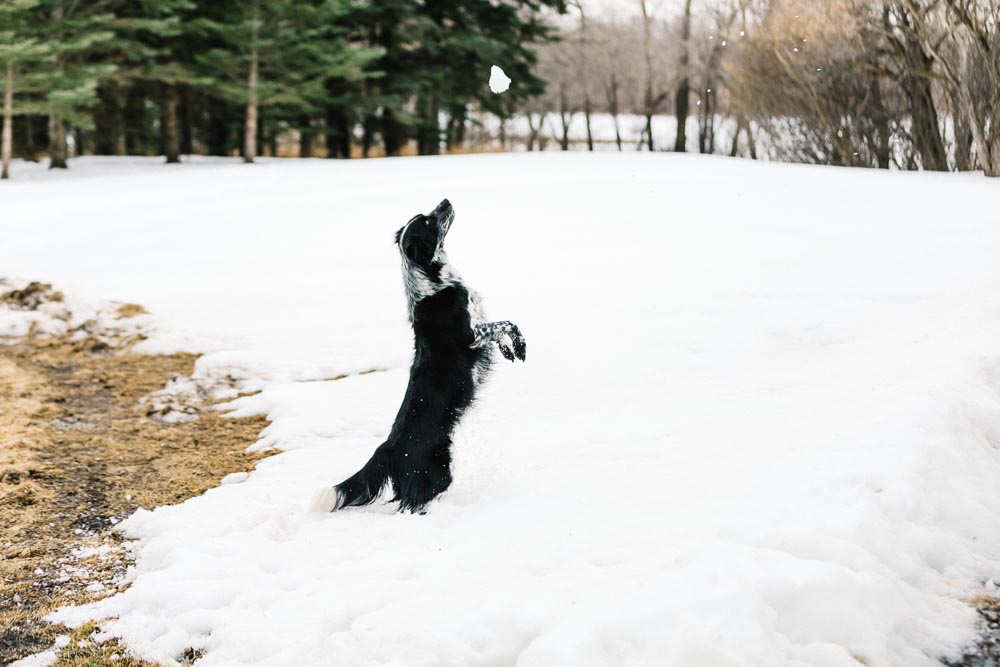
8,637,67,667
9,649,59,667
489,65,511,94
2,154,1000,666
220,472,249,485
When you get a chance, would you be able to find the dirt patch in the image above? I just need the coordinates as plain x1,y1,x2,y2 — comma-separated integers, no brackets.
0,281,64,311
0,319,268,665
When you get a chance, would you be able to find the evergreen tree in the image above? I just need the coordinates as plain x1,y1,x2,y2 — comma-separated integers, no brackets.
194,0,379,163
38,0,116,168
334,0,562,157
107,0,203,162
0,0,49,179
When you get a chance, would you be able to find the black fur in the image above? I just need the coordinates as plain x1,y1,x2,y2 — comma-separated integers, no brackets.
327,199,526,513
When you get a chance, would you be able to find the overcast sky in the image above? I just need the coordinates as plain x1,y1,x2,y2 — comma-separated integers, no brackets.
582,0,686,18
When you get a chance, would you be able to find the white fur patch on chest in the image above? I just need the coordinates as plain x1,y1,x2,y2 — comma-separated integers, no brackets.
401,255,469,323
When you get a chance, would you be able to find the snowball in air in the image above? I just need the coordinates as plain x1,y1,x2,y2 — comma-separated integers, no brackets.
489,65,511,94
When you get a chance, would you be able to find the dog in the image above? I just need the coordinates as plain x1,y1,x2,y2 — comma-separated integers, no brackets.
311,199,526,513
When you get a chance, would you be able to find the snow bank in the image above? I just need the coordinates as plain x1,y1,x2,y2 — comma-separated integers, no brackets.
2,154,1000,666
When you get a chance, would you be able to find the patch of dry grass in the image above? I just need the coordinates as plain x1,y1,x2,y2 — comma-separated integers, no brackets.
0,319,269,666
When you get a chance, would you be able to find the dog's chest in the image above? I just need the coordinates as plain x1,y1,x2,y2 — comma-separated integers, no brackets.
411,285,477,344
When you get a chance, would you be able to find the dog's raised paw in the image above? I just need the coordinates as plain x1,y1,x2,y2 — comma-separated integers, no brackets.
497,335,517,362
512,334,526,362
308,487,342,513
500,328,527,362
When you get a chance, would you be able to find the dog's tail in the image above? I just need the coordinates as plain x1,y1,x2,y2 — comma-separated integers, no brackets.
309,445,393,513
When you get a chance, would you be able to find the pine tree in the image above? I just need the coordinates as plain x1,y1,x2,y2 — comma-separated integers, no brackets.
0,0,49,179
38,0,116,168
107,0,203,162
339,0,562,157
194,0,379,163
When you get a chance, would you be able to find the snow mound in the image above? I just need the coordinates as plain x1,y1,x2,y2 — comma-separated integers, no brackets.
0,278,153,348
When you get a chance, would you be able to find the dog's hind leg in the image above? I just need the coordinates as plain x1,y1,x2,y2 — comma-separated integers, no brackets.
311,443,393,512
392,438,454,513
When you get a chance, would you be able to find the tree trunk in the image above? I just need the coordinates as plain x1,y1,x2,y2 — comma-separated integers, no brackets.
906,73,947,171
95,83,126,155
607,75,622,151
445,107,466,152
526,114,538,151
382,108,403,156
163,84,180,163
417,95,440,156
640,0,657,151
361,113,375,158
453,110,466,147
180,86,194,155
746,121,757,160
206,109,228,155
48,115,67,169
584,94,593,151
20,114,41,161
243,4,260,164
559,82,571,151
674,0,693,153
2,64,13,180
124,88,149,155
299,115,313,158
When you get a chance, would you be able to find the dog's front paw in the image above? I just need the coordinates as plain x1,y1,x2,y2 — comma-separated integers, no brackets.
497,326,526,362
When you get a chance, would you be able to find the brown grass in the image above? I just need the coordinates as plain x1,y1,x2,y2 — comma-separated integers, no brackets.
0,329,269,665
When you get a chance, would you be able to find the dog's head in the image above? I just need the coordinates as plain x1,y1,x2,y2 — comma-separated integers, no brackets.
395,199,455,270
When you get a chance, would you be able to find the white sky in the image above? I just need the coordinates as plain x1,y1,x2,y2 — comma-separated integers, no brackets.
582,0,687,19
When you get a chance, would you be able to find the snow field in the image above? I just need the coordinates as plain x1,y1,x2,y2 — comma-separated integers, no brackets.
0,154,999,665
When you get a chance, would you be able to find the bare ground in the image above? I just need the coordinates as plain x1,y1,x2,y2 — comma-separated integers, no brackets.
0,285,268,666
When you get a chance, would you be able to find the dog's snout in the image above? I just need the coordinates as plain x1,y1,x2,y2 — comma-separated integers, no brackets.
434,199,455,231
435,199,454,220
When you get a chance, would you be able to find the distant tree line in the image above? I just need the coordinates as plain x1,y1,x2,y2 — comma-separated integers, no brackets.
531,0,999,177
3,0,996,178
0,0,564,178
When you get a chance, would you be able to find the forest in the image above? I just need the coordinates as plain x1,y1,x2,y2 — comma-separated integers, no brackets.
0,0,998,178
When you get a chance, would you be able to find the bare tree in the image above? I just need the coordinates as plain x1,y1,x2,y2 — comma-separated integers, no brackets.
639,0,672,151
673,0,694,152
881,2,949,171
914,0,1000,176
570,1,595,151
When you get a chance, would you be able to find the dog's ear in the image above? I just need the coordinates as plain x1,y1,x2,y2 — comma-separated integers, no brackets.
402,234,432,265
394,227,404,245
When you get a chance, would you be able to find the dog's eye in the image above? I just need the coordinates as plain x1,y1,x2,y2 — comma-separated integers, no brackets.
424,219,430,225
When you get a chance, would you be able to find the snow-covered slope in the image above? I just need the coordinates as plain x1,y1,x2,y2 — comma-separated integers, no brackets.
3,154,1000,666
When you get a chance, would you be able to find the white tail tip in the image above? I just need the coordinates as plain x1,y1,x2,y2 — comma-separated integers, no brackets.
308,487,341,513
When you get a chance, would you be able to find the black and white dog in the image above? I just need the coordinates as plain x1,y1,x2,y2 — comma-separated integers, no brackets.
312,199,526,513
